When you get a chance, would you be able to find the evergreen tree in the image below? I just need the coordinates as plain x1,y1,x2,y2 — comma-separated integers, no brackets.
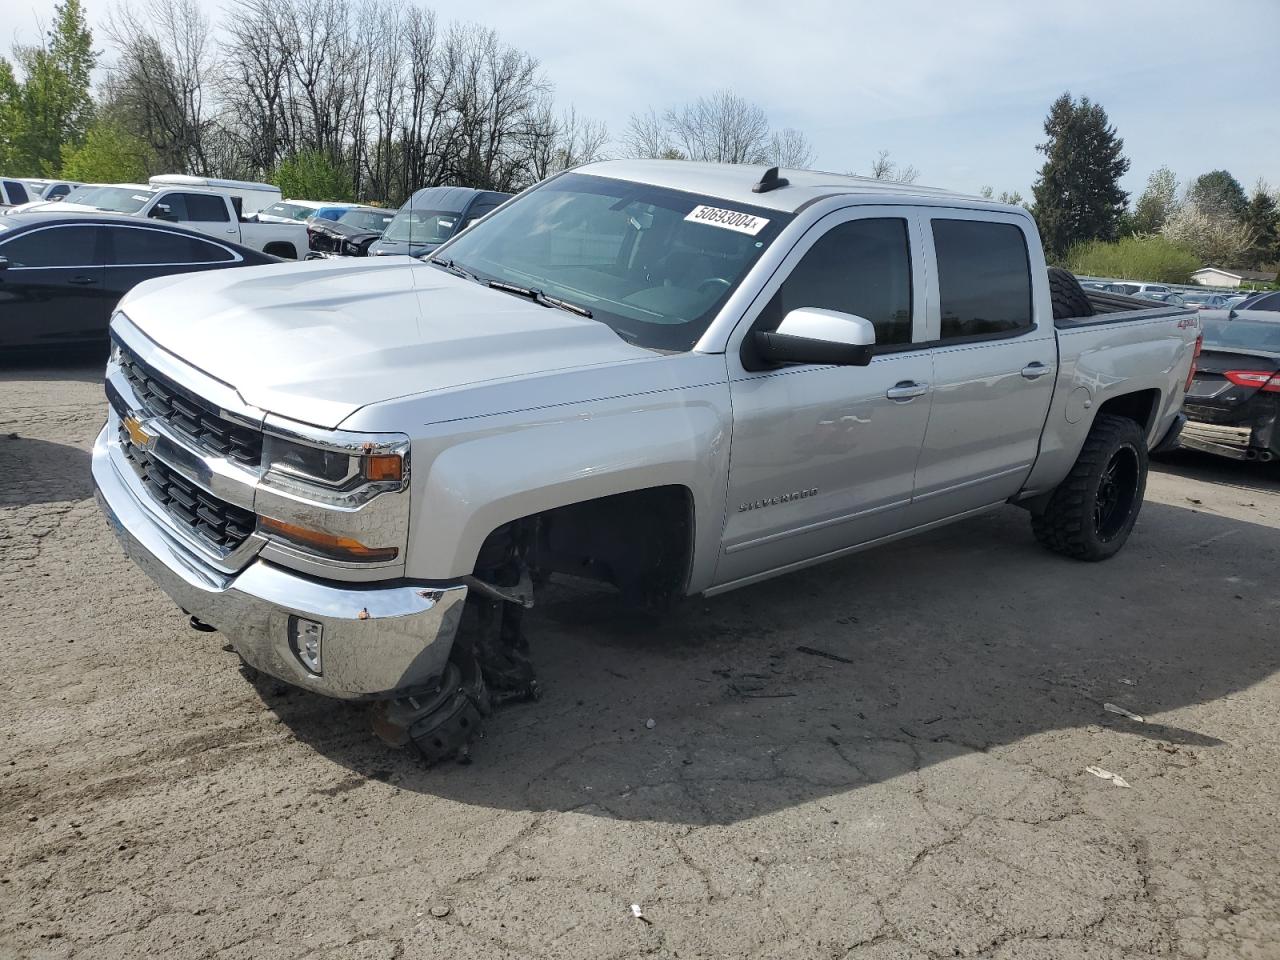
1186,170,1248,222
1242,182,1279,268
1031,93,1130,259
1129,166,1179,235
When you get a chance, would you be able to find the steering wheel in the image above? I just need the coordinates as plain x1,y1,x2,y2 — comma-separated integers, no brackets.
698,277,732,296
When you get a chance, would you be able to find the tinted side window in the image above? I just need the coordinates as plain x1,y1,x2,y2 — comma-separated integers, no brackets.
756,218,914,346
3,180,29,204
47,184,71,199
1253,293,1280,312
932,219,1032,340
109,226,233,265
0,225,99,267
181,193,230,222
152,193,188,221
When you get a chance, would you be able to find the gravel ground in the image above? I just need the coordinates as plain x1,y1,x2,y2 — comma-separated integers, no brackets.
2,354,1279,960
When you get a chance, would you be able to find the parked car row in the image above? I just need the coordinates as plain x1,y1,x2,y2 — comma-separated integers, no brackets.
0,175,514,350
0,213,278,350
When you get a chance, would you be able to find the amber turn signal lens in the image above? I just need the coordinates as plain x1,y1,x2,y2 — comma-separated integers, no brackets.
260,517,399,562
364,453,403,482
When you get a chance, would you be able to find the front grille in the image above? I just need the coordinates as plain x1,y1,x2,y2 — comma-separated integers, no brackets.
119,421,257,551
117,346,262,466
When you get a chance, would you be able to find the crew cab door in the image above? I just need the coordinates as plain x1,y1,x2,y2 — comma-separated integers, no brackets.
716,208,933,589
907,213,1056,525
149,192,238,241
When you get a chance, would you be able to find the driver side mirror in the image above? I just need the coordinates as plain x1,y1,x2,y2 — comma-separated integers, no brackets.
750,308,876,369
150,203,177,222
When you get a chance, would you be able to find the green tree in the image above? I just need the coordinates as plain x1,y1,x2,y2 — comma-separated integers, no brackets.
1242,182,1279,267
60,119,153,183
8,0,97,174
1129,166,1179,235
1186,170,1248,222
1030,93,1130,258
0,59,20,170
271,150,354,202
1066,235,1200,283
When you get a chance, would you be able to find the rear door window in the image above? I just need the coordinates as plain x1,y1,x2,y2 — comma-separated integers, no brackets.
109,226,235,265
181,193,231,222
932,219,1033,340
755,217,914,346
0,225,100,267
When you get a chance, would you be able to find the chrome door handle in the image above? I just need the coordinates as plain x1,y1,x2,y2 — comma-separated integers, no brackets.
886,380,928,401
1021,362,1050,380
225,228,237,234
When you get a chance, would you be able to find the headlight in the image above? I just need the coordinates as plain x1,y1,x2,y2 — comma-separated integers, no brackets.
262,434,405,490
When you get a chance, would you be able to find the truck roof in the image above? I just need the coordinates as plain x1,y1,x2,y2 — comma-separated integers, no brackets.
573,159,1006,215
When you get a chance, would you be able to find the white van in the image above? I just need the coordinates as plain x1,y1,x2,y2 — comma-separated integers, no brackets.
147,175,281,218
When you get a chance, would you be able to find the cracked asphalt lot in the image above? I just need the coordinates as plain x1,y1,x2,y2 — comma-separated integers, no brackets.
3,355,1280,959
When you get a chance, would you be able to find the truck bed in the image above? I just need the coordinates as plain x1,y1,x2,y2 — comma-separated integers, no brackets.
1054,290,1195,328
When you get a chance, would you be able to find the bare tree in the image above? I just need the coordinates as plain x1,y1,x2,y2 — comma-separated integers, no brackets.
764,127,813,168
868,149,919,184
106,0,216,173
219,0,295,176
664,90,769,164
99,0,605,201
624,107,672,159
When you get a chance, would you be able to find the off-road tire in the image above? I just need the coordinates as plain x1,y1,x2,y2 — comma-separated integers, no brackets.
1048,266,1094,321
1032,414,1147,561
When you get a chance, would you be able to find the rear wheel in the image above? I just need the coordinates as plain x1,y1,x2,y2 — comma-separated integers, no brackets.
1032,414,1147,561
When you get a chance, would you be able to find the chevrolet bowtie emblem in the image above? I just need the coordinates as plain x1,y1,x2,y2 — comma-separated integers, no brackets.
123,414,155,449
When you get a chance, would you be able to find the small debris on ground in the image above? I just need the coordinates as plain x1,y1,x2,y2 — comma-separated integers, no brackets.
796,645,854,664
630,903,651,924
1104,702,1145,722
1186,497,1202,505
1118,678,1136,686
429,903,451,919
1085,765,1131,788
644,718,655,730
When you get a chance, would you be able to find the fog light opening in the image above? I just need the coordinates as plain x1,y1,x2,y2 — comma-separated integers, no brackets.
289,616,324,675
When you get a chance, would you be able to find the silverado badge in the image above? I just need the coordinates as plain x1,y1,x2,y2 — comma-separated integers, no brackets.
739,488,818,512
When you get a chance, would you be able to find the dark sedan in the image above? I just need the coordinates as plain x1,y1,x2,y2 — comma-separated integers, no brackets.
0,213,278,351
306,206,395,258
1181,316,1280,462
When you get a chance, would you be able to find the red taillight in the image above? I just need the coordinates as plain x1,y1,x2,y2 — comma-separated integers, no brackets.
1186,334,1203,391
1224,370,1280,393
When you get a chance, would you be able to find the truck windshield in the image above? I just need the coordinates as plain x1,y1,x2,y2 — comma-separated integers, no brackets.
432,172,793,350
61,186,153,213
384,209,459,243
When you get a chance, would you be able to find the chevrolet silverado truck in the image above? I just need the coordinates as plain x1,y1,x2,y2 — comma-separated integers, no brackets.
24,183,308,260
93,160,1201,762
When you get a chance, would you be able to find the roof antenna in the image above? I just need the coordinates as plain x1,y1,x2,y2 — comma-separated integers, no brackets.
751,166,789,194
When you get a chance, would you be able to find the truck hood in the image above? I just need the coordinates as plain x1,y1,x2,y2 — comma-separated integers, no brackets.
118,258,655,429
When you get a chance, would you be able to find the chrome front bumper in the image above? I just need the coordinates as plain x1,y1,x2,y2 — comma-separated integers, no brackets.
92,425,468,700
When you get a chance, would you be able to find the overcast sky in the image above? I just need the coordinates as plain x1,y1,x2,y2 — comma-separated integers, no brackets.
8,0,1277,200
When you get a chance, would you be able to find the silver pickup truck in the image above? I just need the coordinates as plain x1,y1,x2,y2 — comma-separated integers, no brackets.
93,160,1201,761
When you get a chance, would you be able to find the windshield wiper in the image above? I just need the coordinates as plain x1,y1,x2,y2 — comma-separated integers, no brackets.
428,257,483,283
487,280,593,318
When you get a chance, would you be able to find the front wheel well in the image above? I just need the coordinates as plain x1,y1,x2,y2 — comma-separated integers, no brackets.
473,486,695,611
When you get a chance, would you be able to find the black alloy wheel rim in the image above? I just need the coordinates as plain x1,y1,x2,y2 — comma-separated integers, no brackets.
1095,446,1139,541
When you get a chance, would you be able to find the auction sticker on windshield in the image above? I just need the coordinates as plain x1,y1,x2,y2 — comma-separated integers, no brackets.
684,205,770,236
